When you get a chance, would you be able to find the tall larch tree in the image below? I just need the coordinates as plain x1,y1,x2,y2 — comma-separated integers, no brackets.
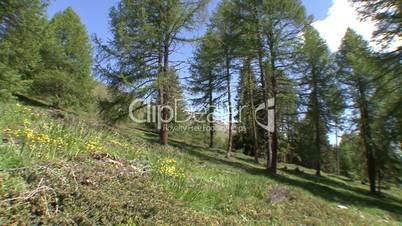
0,0,47,101
337,29,378,194
295,26,343,176
350,0,401,191
95,0,208,145
261,0,307,173
189,30,226,148
211,0,242,158
238,58,261,163
34,7,94,108
235,0,271,164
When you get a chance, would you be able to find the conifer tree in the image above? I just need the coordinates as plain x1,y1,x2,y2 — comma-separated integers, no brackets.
260,0,307,173
237,58,261,163
234,0,272,164
349,0,401,190
349,0,401,48
33,7,94,108
210,0,242,157
0,0,47,100
189,31,226,148
212,0,307,170
95,0,208,145
295,26,343,176
337,29,378,194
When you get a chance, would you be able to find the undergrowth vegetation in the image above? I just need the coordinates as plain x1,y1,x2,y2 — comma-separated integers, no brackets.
0,102,401,225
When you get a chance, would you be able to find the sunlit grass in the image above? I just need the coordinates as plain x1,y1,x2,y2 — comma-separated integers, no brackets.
0,103,141,166
0,102,401,225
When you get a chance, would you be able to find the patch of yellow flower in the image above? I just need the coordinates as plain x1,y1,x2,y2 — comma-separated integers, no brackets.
23,128,35,140
85,139,105,153
36,134,52,144
109,139,131,149
8,127,66,149
159,158,185,178
30,133,64,147
110,139,123,146
53,138,64,148
23,119,31,126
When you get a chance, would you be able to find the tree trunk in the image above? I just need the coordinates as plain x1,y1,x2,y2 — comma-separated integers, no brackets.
253,0,271,169
160,39,169,145
377,170,382,194
312,69,321,176
336,122,340,175
246,59,260,163
208,83,215,148
255,34,271,167
160,109,169,145
226,56,233,158
315,123,321,177
268,49,277,174
358,80,376,194
209,121,214,148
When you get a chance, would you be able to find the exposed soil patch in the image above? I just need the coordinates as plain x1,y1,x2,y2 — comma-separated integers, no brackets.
267,186,297,204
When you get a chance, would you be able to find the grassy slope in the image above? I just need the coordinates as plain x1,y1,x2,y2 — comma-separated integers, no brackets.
0,102,401,225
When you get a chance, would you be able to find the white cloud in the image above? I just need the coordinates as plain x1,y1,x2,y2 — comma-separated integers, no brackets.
313,0,376,52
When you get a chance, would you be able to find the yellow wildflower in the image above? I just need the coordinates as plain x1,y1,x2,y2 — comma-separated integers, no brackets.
36,134,51,144
23,119,31,126
159,158,184,178
163,158,176,164
53,137,64,148
24,128,34,140
86,139,105,152
110,139,123,146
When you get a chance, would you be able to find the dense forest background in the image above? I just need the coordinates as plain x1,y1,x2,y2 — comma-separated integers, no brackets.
1,0,401,195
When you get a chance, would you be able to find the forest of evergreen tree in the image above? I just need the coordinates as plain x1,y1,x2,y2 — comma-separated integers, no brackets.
1,0,401,195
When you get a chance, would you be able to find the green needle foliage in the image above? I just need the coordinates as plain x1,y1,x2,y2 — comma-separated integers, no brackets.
95,0,208,145
32,7,94,109
188,30,227,148
0,2,94,109
0,0,47,101
336,29,380,194
349,0,401,48
294,26,344,176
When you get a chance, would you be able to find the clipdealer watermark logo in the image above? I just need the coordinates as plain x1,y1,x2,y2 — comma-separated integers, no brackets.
129,98,275,132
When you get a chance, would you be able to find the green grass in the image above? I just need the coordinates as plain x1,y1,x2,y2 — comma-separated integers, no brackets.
0,102,401,225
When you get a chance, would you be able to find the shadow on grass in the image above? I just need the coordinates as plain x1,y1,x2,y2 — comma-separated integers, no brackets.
16,93,53,108
281,168,370,195
235,153,262,165
135,129,402,216
177,140,401,216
